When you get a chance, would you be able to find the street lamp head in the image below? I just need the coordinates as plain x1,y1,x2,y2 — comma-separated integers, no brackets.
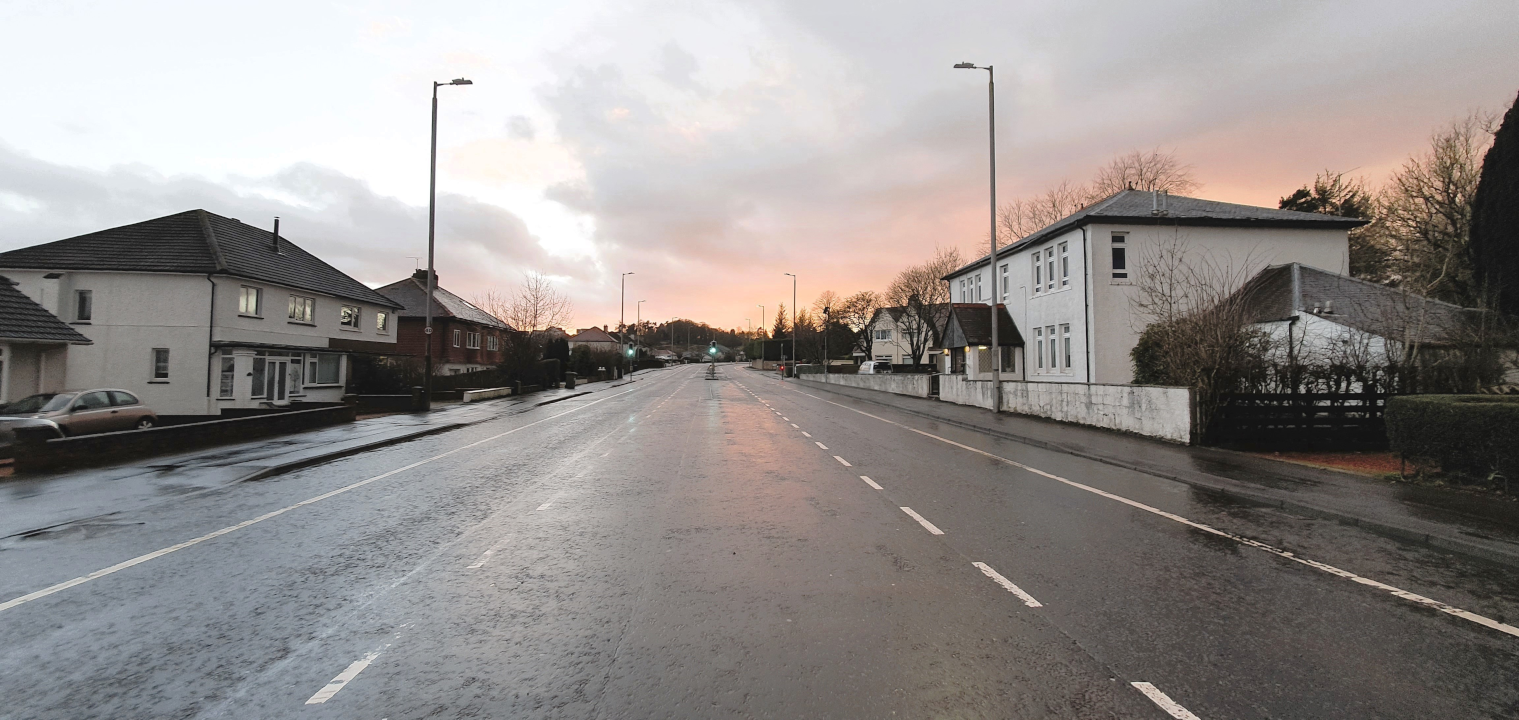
450,78,473,85
953,62,976,69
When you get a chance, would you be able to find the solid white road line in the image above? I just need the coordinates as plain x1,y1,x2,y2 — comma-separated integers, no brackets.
1131,682,1202,720
0,386,644,616
973,561,1042,607
466,535,516,569
815,442,829,450
900,506,943,535
834,456,853,467
305,648,386,704
774,382,1519,642
859,475,883,490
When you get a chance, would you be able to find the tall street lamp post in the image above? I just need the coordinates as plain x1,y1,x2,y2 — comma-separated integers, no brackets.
784,273,796,381
822,305,830,380
423,77,472,410
621,272,634,378
955,61,1000,413
635,299,646,373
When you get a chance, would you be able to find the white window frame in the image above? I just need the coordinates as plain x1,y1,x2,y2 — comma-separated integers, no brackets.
340,305,361,329
239,286,262,317
1059,242,1070,288
486,334,498,351
288,295,316,324
150,348,170,381
1034,327,1044,370
466,331,481,349
1047,325,1057,370
1060,324,1072,371
1045,248,1056,292
218,351,235,398
75,289,93,322
999,263,1008,300
452,329,462,347
1111,232,1128,280
376,311,388,333
1032,255,1042,295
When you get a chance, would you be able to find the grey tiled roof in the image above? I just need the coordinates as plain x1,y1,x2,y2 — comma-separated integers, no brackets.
0,275,92,344
936,304,1023,348
949,189,1368,277
1240,263,1479,345
374,275,513,330
0,210,401,308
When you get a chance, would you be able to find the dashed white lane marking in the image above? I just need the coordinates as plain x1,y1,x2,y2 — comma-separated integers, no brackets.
306,647,387,704
773,380,1519,641
467,534,516,569
801,431,812,437
859,475,883,490
0,386,645,615
782,417,789,421
973,561,1042,607
1131,682,1202,720
899,506,943,534
834,456,853,467
534,500,555,512
815,441,829,450
790,423,799,428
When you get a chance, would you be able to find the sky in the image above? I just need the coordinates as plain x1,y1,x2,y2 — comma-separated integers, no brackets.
1,0,1516,332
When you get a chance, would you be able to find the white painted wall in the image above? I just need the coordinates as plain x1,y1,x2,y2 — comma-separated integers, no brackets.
864,313,934,365
798,372,933,398
0,342,69,404
1000,380,1193,443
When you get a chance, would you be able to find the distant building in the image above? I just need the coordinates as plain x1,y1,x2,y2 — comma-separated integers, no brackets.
0,211,402,415
0,275,92,404
375,270,516,375
865,304,949,366
567,326,620,352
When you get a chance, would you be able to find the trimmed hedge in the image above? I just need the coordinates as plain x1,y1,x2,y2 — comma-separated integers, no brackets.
1385,395,1519,483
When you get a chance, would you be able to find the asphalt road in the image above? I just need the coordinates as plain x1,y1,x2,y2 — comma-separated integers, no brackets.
1,364,1516,719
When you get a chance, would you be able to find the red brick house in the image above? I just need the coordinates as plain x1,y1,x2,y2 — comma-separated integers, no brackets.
376,271,516,374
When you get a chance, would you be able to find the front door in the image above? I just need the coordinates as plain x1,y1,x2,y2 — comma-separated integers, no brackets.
265,361,288,403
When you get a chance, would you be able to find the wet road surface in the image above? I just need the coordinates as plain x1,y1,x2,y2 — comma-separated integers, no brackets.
1,365,1516,718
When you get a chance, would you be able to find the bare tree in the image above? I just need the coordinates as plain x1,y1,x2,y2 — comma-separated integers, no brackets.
996,149,1199,246
886,246,962,367
835,290,883,358
486,271,573,343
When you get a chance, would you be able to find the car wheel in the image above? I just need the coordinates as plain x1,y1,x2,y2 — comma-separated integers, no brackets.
136,417,156,430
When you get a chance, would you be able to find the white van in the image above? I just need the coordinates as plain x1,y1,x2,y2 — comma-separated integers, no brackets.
858,360,893,374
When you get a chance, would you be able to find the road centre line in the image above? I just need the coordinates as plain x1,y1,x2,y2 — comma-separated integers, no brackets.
899,506,944,535
834,456,853,467
801,432,812,437
1131,682,1202,720
773,379,1519,641
0,385,644,616
790,423,799,428
306,647,387,705
973,561,1042,607
860,475,883,490
467,534,516,569
815,441,829,450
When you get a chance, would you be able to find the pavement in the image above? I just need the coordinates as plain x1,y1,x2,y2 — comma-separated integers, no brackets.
0,383,605,540
1,363,1516,718
793,373,1519,568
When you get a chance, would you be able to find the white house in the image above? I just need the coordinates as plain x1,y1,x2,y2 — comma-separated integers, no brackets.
0,275,93,405
864,304,949,366
0,211,403,416
942,190,1363,384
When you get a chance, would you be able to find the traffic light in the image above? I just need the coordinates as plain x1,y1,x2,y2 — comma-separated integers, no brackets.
708,341,717,355
626,347,635,356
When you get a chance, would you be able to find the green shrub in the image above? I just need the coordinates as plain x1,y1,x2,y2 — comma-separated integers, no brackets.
1385,395,1519,485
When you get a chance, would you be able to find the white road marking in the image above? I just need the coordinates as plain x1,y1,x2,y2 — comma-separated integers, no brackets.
1131,682,1202,720
834,456,853,467
782,417,789,421
859,475,883,490
900,506,943,534
467,534,516,569
790,423,799,428
801,431,812,437
535,500,555,512
815,441,829,450
0,386,644,615
306,648,386,704
774,381,1519,642
973,561,1042,607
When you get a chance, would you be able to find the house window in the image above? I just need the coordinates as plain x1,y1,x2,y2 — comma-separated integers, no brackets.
314,354,341,384
1047,325,1058,369
874,354,894,363
151,348,170,380
1000,345,1015,373
340,305,361,329
452,329,462,347
1000,264,1009,300
75,289,92,322
875,329,893,341
1060,324,1072,370
288,295,316,323
466,331,481,349
1059,242,1070,287
252,353,267,397
239,286,262,316
1111,233,1128,279
376,311,388,333
1046,248,1056,291
975,274,983,301
1032,255,1042,295
218,351,235,398
1034,327,1044,370
487,335,498,351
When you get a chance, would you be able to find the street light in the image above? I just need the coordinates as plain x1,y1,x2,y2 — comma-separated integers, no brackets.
955,61,1000,413
423,77,472,410
635,299,646,373
784,273,796,381
621,272,634,378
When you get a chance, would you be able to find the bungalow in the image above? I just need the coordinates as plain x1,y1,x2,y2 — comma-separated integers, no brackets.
568,326,621,353
0,211,402,415
0,275,92,404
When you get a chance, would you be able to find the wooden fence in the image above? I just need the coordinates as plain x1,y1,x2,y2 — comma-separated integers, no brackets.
1208,392,1388,449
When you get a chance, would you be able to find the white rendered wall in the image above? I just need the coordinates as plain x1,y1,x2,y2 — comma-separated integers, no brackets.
798,372,932,398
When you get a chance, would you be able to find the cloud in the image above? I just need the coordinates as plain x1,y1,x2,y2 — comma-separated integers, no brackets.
658,41,702,93
506,115,535,140
0,144,587,296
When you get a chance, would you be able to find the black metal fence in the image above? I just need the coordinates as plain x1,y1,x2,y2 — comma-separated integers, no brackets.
1208,392,1389,449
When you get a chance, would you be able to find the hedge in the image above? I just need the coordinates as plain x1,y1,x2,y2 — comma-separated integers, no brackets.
1385,395,1519,483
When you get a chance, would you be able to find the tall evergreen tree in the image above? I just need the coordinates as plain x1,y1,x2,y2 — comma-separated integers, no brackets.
1470,90,1519,315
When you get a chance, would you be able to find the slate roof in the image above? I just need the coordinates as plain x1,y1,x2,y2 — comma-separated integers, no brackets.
0,275,91,344
935,304,1023,348
1239,263,1480,345
0,210,401,308
568,327,619,343
374,272,513,330
948,189,1369,278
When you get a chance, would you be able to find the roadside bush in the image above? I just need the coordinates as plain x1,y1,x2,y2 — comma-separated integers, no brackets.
1385,395,1519,488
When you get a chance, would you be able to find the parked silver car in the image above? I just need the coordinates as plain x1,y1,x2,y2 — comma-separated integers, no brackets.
858,360,893,374
0,390,157,437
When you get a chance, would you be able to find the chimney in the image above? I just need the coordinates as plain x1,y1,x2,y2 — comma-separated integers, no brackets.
1151,190,1159,215
1162,190,1169,213
411,268,438,285
271,217,280,252
1324,300,1334,314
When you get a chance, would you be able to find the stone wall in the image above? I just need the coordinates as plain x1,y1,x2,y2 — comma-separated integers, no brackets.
1000,379,1193,443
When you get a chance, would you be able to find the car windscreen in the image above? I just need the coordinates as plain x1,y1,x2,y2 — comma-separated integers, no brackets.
5,393,74,414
